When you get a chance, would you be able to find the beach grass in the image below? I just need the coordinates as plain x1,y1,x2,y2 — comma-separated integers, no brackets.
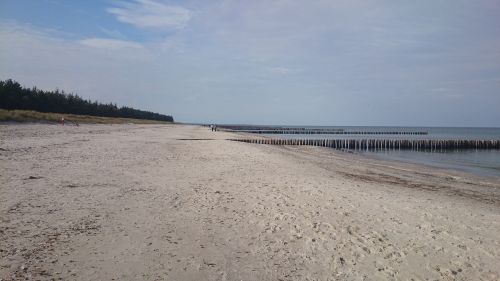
0,109,173,124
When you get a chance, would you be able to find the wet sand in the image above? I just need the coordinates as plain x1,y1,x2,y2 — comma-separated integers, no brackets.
1,124,499,280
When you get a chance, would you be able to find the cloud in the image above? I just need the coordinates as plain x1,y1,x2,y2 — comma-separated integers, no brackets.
0,22,157,108
80,38,143,50
267,67,292,75
430,87,451,93
107,0,192,29
99,27,127,40
2,0,500,126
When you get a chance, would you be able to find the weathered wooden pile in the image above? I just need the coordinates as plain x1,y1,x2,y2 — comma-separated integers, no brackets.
229,138,500,151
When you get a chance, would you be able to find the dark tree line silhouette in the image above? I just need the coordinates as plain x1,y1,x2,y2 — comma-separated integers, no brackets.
0,79,173,122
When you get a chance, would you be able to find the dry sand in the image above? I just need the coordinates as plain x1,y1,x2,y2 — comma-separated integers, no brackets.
1,124,499,281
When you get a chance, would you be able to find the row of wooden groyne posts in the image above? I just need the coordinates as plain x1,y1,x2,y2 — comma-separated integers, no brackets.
216,126,428,135
224,130,428,135
229,138,500,151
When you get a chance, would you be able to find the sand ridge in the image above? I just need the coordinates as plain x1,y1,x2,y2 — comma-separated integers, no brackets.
1,124,499,280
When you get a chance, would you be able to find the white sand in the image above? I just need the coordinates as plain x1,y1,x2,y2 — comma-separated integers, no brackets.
1,124,499,280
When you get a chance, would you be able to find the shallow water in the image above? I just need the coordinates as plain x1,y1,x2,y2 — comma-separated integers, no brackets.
263,126,500,177
363,149,500,178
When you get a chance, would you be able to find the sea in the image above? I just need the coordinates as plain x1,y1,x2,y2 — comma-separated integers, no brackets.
262,126,500,178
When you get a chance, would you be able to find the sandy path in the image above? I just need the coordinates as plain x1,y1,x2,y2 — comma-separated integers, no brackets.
1,124,499,280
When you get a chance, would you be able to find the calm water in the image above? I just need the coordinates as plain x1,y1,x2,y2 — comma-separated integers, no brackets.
263,127,500,177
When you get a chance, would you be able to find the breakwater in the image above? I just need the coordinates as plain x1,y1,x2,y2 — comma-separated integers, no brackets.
229,138,500,151
217,125,427,135
224,129,428,135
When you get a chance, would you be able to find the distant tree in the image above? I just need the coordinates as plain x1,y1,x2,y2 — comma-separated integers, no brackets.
0,79,173,122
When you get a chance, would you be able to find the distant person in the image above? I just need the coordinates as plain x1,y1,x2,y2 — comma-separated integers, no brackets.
60,117,65,126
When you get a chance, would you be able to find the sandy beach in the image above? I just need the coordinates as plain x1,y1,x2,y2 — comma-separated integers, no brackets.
1,124,499,281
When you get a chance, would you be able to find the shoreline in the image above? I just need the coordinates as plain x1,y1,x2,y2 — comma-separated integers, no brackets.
355,149,500,180
231,130,500,180
1,124,499,280
234,127,500,187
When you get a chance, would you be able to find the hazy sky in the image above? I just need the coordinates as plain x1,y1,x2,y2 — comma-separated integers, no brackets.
1,0,499,126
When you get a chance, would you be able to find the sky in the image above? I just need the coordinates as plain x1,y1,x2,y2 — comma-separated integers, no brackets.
1,0,499,126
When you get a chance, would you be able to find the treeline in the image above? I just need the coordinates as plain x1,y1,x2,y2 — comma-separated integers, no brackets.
0,79,173,122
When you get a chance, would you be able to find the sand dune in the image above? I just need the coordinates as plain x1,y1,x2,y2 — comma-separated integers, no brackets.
1,124,499,280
